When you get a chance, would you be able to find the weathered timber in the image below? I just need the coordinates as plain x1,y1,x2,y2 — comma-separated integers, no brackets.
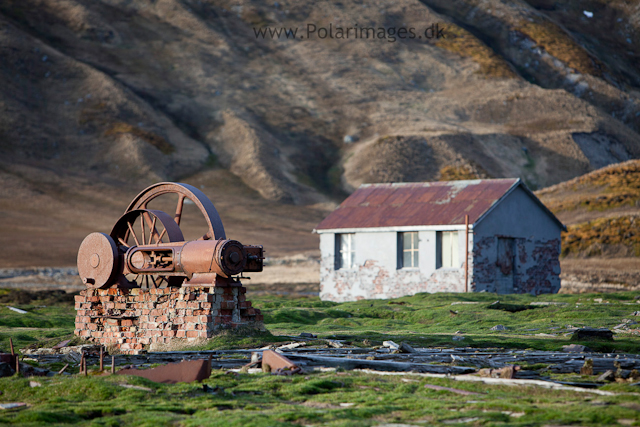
283,353,476,374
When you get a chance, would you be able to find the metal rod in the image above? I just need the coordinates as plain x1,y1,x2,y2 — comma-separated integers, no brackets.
100,347,104,371
465,214,469,293
111,356,115,374
9,338,14,355
140,216,146,245
80,353,85,376
175,195,186,226
127,221,140,246
15,356,19,376
155,228,167,245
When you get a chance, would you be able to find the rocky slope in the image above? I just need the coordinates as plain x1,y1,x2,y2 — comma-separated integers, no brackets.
1,0,640,267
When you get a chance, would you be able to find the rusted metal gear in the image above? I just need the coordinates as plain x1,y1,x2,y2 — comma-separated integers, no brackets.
77,232,119,289
110,209,185,289
125,182,226,241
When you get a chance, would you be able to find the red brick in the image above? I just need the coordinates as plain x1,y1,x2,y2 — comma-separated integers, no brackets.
186,330,198,338
176,330,186,338
176,301,188,309
221,302,235,310
74,295,85,303
255,314,263,322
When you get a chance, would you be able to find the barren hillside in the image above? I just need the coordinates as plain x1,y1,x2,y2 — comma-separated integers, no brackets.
1,0,640,269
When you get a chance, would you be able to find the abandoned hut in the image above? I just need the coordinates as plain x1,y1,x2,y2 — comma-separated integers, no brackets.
314,179,566,302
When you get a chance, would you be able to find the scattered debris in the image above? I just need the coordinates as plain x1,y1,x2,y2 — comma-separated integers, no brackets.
443,417,479,424
451,302,479,305
284,353,475,375
490,324,508,331
597,370,615,382
0,403,27,411
424,384,481,396
29,381,41,388
452,335,465,341
478,365,520,379
399,342,416,354
0,362,15,378
116,359,211,384
383,341,400,351
119,384,153,392
449,310,458,316
571,328,614,341
583,10,593,18
299,333,317,339
325,340,344,349
581,359,594,375
52,340,71,350
632,311,640,316
277,342,306,350
262,350,303,375
529,302,568,306
7,306,27,314
563,344,591,353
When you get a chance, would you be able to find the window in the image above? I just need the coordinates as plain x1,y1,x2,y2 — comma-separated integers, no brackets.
398,232,419,269
437,231,459,268
335,233,355,269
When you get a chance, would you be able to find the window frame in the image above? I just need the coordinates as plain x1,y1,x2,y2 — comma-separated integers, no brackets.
436,231,459,269
398,232,419,269
335,233,356,270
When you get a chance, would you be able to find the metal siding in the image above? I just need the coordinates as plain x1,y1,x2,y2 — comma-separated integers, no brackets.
316,179,521,230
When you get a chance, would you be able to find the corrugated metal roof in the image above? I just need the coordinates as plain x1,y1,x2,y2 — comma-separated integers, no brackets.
316,179,522,230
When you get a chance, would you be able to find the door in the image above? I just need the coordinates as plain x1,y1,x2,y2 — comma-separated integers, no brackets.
496,237,515,294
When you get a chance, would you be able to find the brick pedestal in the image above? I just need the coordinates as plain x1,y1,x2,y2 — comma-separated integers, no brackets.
74,284,262,354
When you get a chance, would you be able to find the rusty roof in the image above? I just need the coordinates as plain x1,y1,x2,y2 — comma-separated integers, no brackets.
316,178,564,231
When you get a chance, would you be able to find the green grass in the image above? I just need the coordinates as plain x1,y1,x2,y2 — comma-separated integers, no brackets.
0,369,639,426
1,289,639,425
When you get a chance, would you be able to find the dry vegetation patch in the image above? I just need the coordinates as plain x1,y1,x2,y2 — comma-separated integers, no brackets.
435,24,516,78
562,215,640,258
516,18,602,76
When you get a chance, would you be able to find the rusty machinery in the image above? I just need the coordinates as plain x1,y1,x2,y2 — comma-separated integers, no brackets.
77,182,264,289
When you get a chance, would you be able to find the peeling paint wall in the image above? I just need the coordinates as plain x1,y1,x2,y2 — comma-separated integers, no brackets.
472,186,563,295
471,236,561,294
319,231,470,302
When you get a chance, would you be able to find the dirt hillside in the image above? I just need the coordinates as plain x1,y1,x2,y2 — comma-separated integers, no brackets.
1,0,640,270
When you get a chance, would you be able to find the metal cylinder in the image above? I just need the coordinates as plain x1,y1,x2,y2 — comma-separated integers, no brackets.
124,239,247,278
